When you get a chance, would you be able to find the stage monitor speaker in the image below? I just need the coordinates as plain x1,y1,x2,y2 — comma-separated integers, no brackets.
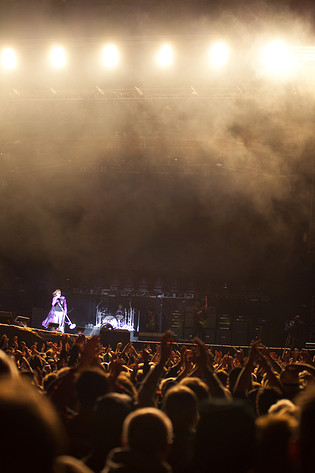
48,322,60,332
0,311,12,325
82,326,97,337
100,329,130,348
75,326,86,334
14,316,30,327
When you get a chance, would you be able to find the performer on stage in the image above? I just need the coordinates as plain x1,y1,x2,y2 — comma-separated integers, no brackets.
193,299,208,341
115,304,124,327
284,314,306,350
42,289,68,333
115,304,124,318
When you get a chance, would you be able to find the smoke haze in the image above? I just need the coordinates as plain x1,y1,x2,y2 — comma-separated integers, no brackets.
0,0,314,306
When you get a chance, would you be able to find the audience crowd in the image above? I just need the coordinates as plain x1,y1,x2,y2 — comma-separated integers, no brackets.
1,328,315,473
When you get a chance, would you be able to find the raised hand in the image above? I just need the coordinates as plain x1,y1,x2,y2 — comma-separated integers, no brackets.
159,330,173,365
79,335,101,368
234,347,245,366
194,337,212,373
301,349,313,365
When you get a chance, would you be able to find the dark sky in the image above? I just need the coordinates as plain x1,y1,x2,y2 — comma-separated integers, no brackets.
0,0,314,38
0,0,315,312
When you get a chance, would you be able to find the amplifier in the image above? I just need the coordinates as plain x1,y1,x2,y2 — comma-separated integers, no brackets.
100,329,130,348
0,311,12,325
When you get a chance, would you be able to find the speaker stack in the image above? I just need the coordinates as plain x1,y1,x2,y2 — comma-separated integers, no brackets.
216,314,232,345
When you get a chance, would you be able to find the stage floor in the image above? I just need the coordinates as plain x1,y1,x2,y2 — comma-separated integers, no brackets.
0,323,306,355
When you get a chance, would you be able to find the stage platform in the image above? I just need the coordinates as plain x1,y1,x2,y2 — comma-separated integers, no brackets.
0,323,310,355
0,323,76,346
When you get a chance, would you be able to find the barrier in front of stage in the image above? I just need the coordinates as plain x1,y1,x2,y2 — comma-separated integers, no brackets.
138,332,162,341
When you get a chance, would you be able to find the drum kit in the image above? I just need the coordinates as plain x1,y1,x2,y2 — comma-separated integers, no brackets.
96,306,135,332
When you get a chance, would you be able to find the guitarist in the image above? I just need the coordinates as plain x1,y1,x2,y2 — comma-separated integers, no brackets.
193,298,208,341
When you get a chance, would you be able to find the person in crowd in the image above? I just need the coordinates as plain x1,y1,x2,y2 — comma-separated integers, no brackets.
255,412,299,473
162,385,198,473
2,327,315,473
84,392,134,473
68,367,110,458
0,347,20,378
0,375,93,473
69,333,86,367
295,384,315,473
102,407,173,473
179,377,209,404
194,399,256,473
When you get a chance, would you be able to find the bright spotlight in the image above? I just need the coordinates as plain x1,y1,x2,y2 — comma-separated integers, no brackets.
157,44,173,67
1,48,17,69
102,45,119,67
210,42,229,67
261,41,294,76
50,46,66,68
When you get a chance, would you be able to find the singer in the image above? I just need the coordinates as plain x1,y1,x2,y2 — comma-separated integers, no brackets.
42,289,67,332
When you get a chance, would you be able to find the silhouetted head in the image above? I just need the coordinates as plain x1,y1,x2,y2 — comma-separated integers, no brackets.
163,385,198,432
123,407,173,460
180,377,209,402
0,377,64,473
75,367,109,410
195,399,255,473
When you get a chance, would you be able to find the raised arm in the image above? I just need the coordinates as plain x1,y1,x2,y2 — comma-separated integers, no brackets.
176,348,194,382
194,337,231,400
137,331,173,407
233,341,259,397
255,346,284,394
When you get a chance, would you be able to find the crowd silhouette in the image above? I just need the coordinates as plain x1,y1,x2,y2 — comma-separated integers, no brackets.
1,329,315,473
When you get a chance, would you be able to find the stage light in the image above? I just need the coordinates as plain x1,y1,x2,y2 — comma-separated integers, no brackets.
210,42,229,67
102,45,119,67
50,46,66,68
1,48,17,69
157,44,173,67
261,40,294,76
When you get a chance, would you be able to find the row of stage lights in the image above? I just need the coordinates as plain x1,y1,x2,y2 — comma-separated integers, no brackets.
1,41,315,77
2,43,228,69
